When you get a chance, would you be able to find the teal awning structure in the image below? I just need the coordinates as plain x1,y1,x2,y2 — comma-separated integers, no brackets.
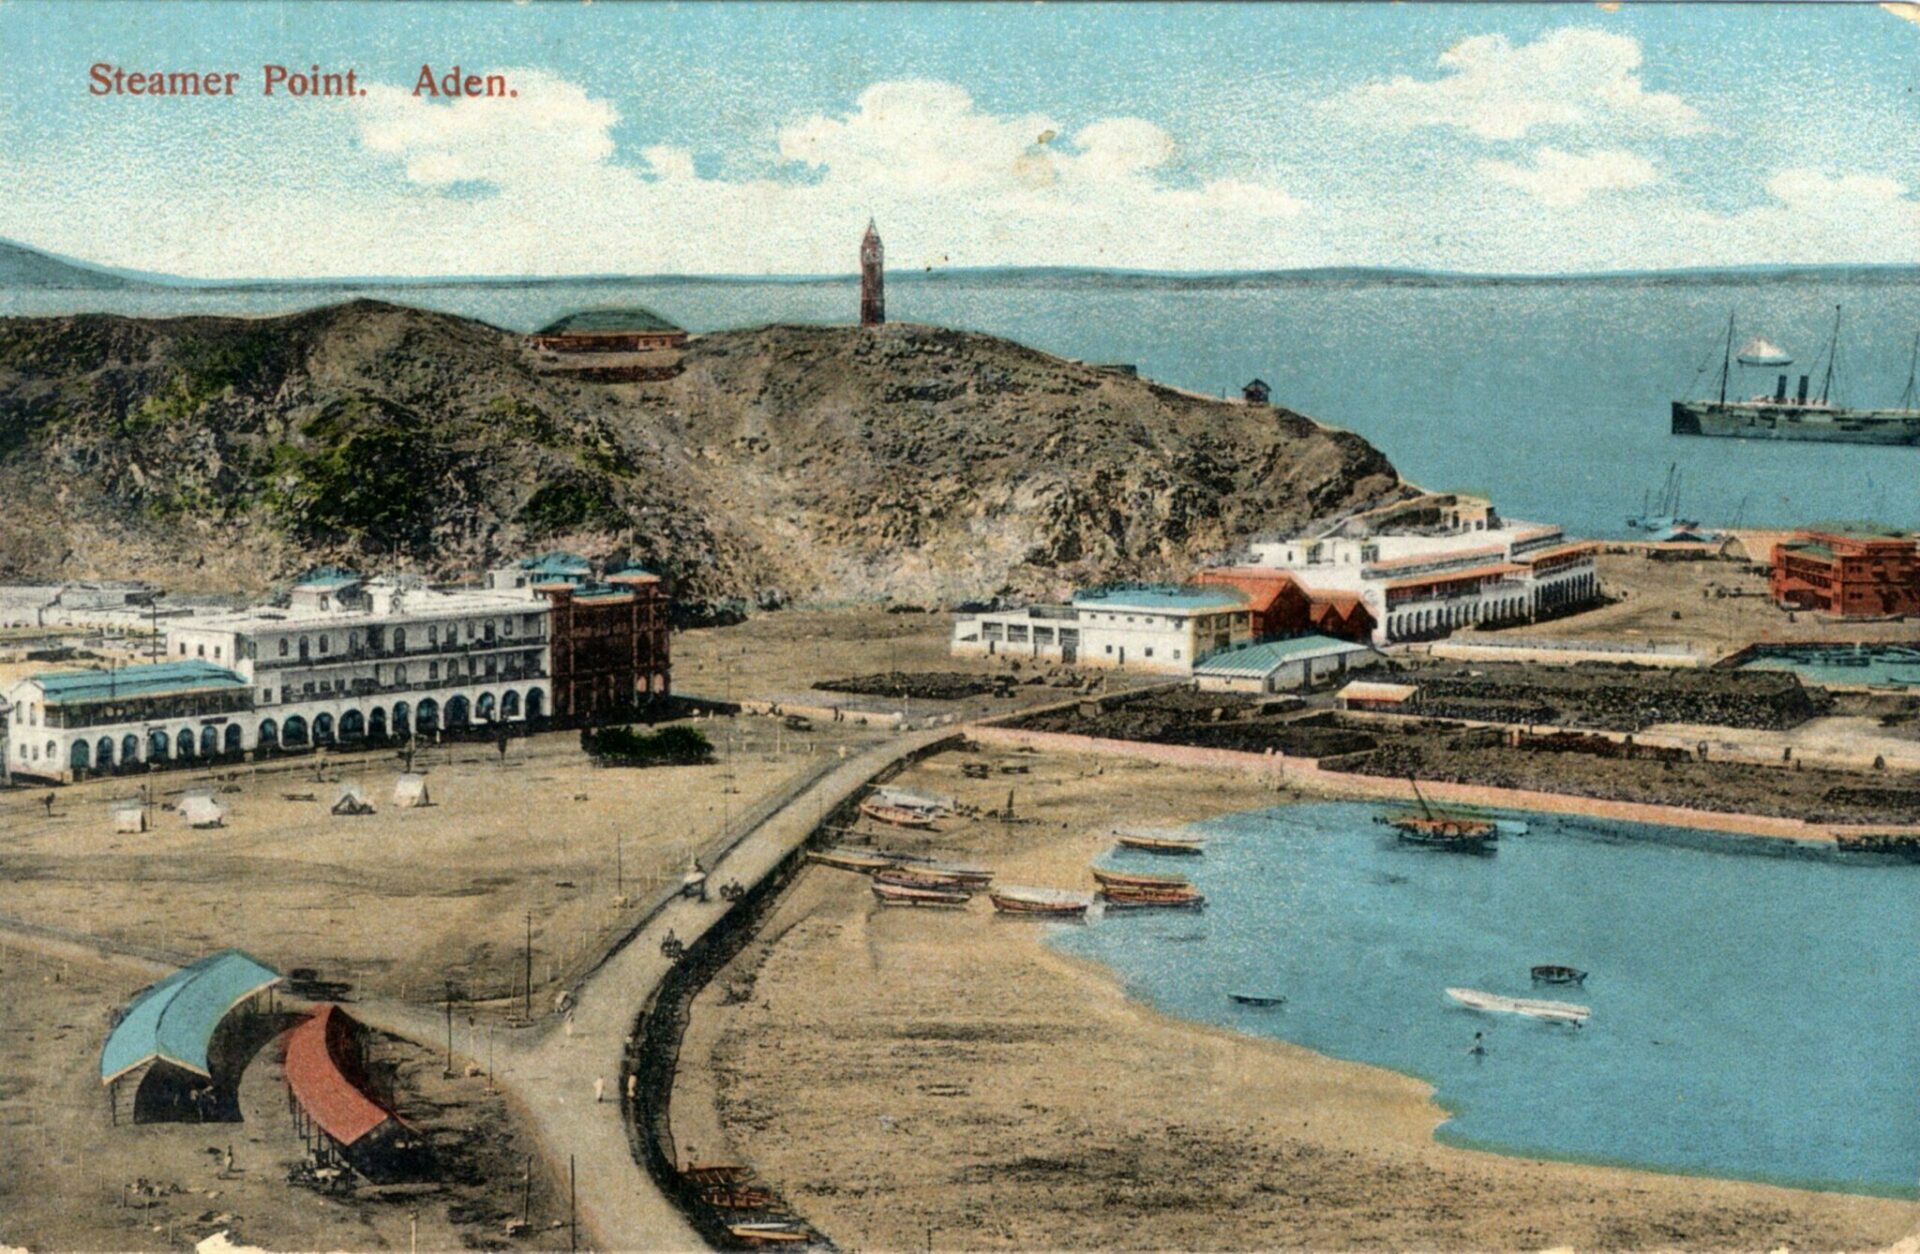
100,950,281,1084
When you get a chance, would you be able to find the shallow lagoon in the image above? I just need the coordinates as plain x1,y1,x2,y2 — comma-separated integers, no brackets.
1050,802,1920,1196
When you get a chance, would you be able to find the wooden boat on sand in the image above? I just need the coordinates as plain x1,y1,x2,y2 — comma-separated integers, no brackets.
1530,964,1588,985
988,886,1092,918
1113,826,1205,855
1091,866,1192,890
727,1222,812,1246
1098,886,1207,911
808,846,897,873
874,866,979,894
874,785,956,815
682,1163,753,1187
860,799,938,829
1446,986,1590,1024
871,880,971,908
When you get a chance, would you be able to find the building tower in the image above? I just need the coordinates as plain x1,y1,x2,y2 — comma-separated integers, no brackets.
859,218,885,327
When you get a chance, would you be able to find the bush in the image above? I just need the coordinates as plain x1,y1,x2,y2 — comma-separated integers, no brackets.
583,723,713,767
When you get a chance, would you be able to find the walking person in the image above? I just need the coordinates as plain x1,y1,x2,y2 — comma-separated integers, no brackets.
594,1076,606,1104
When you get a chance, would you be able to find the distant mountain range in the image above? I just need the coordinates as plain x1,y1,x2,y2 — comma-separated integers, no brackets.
4,236,1917,293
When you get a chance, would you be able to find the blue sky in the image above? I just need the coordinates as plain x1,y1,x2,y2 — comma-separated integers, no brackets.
1,1,1915,277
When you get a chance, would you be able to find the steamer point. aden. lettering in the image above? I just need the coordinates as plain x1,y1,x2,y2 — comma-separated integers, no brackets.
88,64,515,99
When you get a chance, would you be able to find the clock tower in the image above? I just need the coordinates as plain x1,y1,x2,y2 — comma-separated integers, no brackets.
859,218,885,327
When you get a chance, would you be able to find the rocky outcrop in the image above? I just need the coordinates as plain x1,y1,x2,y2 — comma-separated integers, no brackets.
0,301,1405,606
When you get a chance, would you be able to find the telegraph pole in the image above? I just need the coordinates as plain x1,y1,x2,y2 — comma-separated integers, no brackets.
523,913,534,1021
443,980,455,1077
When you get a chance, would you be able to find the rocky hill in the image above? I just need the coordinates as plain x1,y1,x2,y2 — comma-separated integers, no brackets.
0,301,1404,610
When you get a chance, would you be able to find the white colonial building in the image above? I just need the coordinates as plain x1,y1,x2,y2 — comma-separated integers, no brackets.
951,585,1254,675
6,569,556,781
1232,495,1600,646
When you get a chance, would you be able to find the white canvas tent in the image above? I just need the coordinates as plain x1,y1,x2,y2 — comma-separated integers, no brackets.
392,773,431,808
176,792,227,829
111,800,147,834
331,783,374,816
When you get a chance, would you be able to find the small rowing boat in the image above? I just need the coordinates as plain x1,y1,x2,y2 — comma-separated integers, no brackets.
1098,886,1207,911
860,799,938,829
1090,866,1192,890
989,886,1092,917
1529,964,1588,985
1112,826,1206,855
874,866,978,893
871,880,971,908
1228,993,1286,1007
914,860,994,887
874,785,956,814
808,846,897,873
727,1223,812,1246
1446,987,1590,1024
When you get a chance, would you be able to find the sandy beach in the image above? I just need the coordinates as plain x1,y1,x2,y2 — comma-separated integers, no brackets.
673,744,1920,1250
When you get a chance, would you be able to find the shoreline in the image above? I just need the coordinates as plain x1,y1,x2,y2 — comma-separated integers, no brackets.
678,743,1920,1250
967,723,1920,846
1046,944,1920,1206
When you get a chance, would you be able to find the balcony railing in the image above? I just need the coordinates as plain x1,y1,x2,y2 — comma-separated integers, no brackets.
276,669,551,704
255,637,547,669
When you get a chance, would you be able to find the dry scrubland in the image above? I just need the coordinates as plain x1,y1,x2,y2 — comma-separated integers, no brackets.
0,943,568,1252
0,720,879,1009
677,745,1920,1251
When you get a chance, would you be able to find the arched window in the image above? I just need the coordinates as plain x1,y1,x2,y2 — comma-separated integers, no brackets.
319,635,330,654
279,637,289,657
394,627,407,651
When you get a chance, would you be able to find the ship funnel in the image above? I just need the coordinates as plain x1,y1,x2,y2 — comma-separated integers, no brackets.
1776,374,1788,402
1796,374,1810,403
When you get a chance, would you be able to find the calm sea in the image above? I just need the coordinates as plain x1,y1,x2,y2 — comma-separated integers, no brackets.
1050,802,1920,1196
4,274,1919,539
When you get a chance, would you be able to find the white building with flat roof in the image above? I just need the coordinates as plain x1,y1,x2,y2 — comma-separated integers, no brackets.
952,585,1253,675
161,570,552,754
1230,496,1599,646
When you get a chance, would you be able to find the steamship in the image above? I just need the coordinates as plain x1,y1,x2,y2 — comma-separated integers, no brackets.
1671,308,1920,446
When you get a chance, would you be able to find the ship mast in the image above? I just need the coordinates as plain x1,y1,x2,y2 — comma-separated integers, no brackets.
1901,331,1918,412
1717,310,1735,404
1817,304,1841,405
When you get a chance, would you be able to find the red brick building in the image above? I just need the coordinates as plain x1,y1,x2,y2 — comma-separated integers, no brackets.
1771,525,1920,617
538,571,671,722
1193,568,1377,644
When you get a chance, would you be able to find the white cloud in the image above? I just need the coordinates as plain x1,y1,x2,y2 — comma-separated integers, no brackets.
331,76,1304,274
355,69,618,187
1334,28,1708,140
1765,167,1908,211
1478,147,1658,206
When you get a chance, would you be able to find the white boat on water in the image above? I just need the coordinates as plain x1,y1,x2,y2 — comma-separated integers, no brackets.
1446,987,1590,1025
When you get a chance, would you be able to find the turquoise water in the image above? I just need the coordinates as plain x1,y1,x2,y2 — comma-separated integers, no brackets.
1049,802,1920,1196
4,274,1919,539
1737,643,1920,690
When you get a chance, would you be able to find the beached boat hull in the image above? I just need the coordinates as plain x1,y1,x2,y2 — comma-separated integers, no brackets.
875,868,978,893
860,800,937,829
1091,866,1193,890
870,881,970,908
1115,835,1205,855
989,893,1090,918
808,847,896,873
1098,890,1207,911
